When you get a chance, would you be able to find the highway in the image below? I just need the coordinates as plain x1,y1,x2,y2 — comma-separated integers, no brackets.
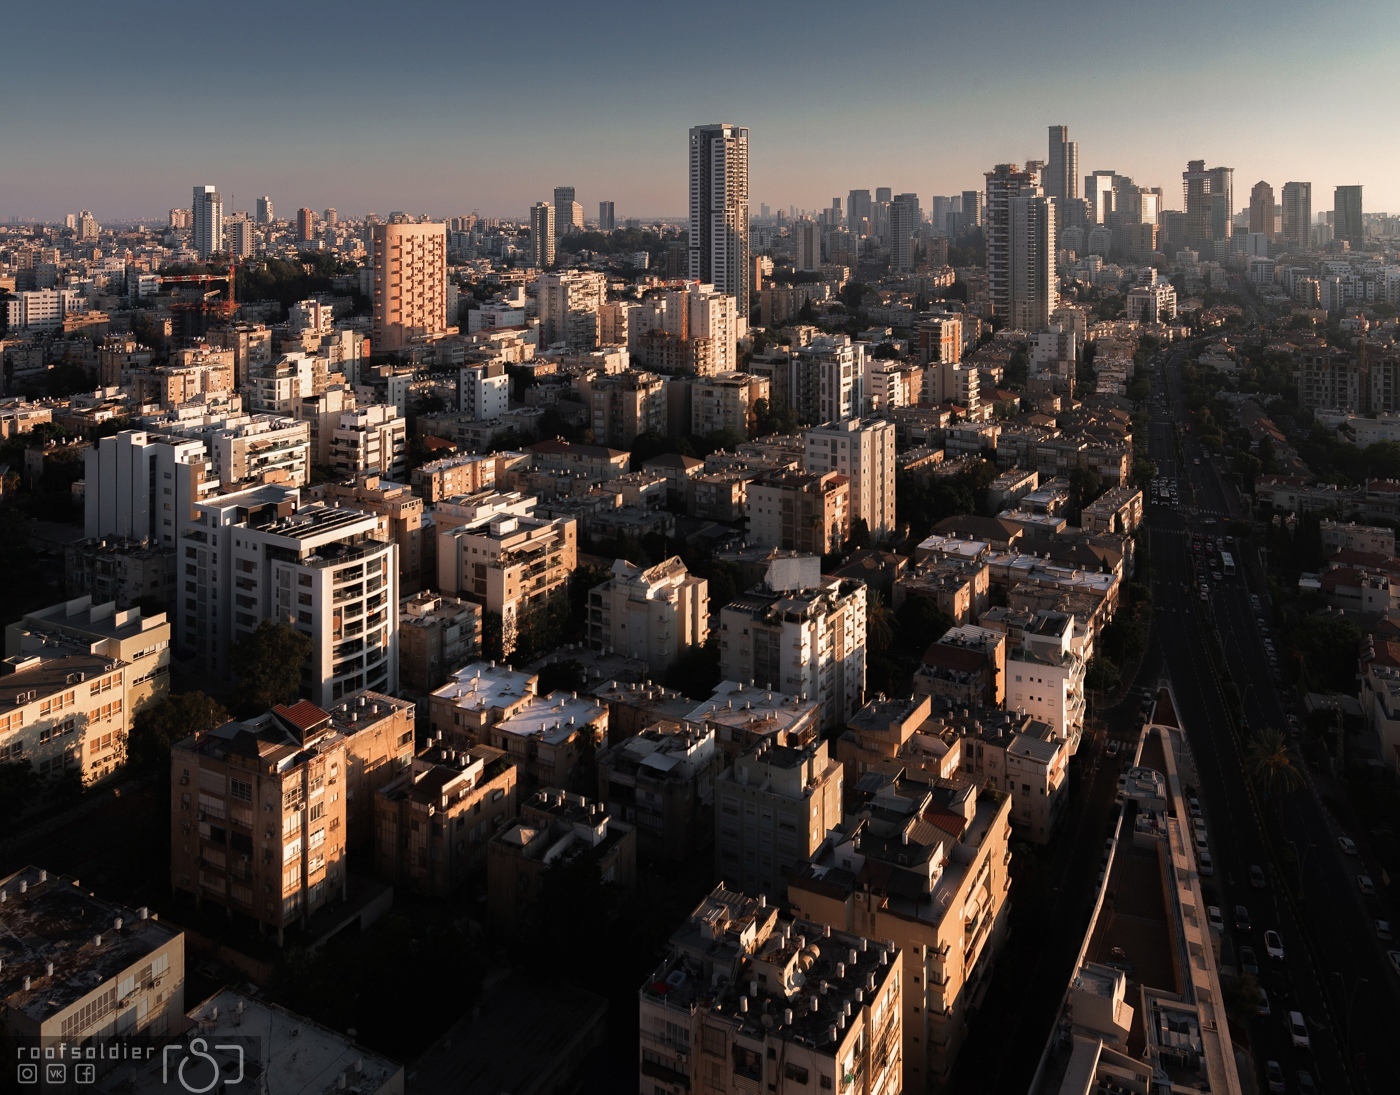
1147,347,1399,1095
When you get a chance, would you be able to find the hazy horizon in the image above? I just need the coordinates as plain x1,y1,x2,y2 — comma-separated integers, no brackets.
4,0,1395,223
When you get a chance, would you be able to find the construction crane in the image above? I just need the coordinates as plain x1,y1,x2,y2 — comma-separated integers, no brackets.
158,261,239,338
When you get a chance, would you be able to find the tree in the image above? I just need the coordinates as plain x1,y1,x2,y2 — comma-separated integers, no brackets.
231,620,312,713
0,761,41,833
895,596,954,655
126,692,228,785
847,517,872,551
866,593,896,652
1246,726,1304,800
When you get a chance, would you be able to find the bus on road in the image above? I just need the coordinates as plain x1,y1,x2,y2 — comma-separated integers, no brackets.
1220,551,1236,577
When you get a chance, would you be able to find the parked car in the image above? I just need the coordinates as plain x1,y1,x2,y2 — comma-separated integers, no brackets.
1249,864,1266,889
1199,851,1214,876
1265,930,1285,960
1188,796,1202,817
1297,1072,1318,1095
1265,1060,1285,1095
1377,919,1393,942
1359,874,1376,895
1207,906,1224,933
1240,945,1259,975
1256,986,1271,1016
1339,835,1358,855
1234,906,1251,933
1288,1011,1310,1051
1106,740,1120,758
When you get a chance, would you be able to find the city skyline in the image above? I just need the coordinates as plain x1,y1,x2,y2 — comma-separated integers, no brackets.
3,0,1395,221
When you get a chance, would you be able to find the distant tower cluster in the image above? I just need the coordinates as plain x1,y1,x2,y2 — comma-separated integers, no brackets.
598,200,615,232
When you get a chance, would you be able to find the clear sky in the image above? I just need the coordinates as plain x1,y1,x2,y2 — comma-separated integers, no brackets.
5,0,1397,223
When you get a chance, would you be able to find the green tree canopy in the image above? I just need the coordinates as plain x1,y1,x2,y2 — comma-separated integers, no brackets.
232,620,312,713
127,691,228,785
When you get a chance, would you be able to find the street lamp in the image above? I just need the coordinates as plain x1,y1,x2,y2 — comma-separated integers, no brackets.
1285,839,1315,898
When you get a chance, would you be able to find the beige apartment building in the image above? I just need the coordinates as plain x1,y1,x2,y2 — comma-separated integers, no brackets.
398,591,483,693
804,418,897,539
331,403,407,482
596,720,720,862
371,218,448,352
487,788,635,925
0,653,134,788
0,867,185,1046
692,371,770,437
586,556,709,675
436,507,578,657
7,596,171,712
747,469,851,556
537,270,607,351
410,451,500,503
296,384,357,466
714,737,843,899
788,771,1013,1091
638,885,902,1095
375,743,517,895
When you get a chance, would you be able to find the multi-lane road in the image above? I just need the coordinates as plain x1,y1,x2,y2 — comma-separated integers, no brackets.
1146,347,1398,1094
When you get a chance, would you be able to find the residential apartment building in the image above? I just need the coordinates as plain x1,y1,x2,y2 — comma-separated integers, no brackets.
689,123,751,317
1005,611,1087,754
788,771,1013,1090
692,371,769,437
804,418,896,539
537,270,607,351
371,217,448,352
718,556,867,732
575,370,668,447
374,743,517,895
296,385,357,466
459,362,511,421
529,202,555,267
192,184,222,258
638,885,902,1095
315,474,426,594
330,404,407,481
411,451,499,503
911,623,1006,708
64,537,176,610
487,788,635,925
170,701,351,944
398,591,482,693
746,470,851,556
596,719,721,862
177,492,398,706
714,736,843,898
1280,181,1311,250
685,680,821,763
914,315,962,365
436,504,578,657
586,556,709,675
7,596,171,712
83,431,215,548
0,867,185,1044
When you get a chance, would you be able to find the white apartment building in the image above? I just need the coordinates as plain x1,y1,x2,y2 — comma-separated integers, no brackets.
586,556,709,675
791,335,864,423
692,371,769,437
178,490,398,705
296,384,357,466
537,270,607,351
923,359,981,412
459,362,511,421
84,430,215,548
1005,611,1087,754
718,556,867,733
5,288,88,332
192,184,222,257
804,418,896,539
689,123,751,317
330,404,407,481
164,413,311,490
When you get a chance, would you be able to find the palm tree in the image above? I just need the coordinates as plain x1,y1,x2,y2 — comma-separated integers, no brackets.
867,593,896,652
1246,726,1304,800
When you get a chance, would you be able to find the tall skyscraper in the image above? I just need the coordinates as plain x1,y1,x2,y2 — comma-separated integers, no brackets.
192,185,223,258
1334,185,1364,248
688,122,751,317
830,197,842,227
875,187,892,204
985,164,1056,328
1249,181,1275,237
255,196,274,224
931,195,953,234
847,189,872,233
599,200,615,231
1281,182,1312,250
227,217,256,259
370,216,447,352
553,186,583,236
960,189,982,229
323,207,338,226
297,207,317,242
1084,171,1115,225
889,194,919,271
795,219,821,272
1045,125,1078,224
1182,160,1234,250
529,201,555,267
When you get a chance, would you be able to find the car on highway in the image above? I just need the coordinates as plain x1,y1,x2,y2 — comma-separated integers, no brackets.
1388,950,1400,976
1207,906,1223,933
1199,588,1208,602
1264,1060,1285,1095
1106,740,1120,758
1234,906,1251,932
1359,874,1376,895
1264,930,1284,960
1250,864,1266,888
1198,850,1214,876
1288,1011,1310,1050
1296,1073,1318,1095
1240,945,1259,975
1339,835,1358,855
1378,919,1394,942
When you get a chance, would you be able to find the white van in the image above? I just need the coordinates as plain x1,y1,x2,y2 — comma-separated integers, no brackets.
1288,1011,1310,1050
